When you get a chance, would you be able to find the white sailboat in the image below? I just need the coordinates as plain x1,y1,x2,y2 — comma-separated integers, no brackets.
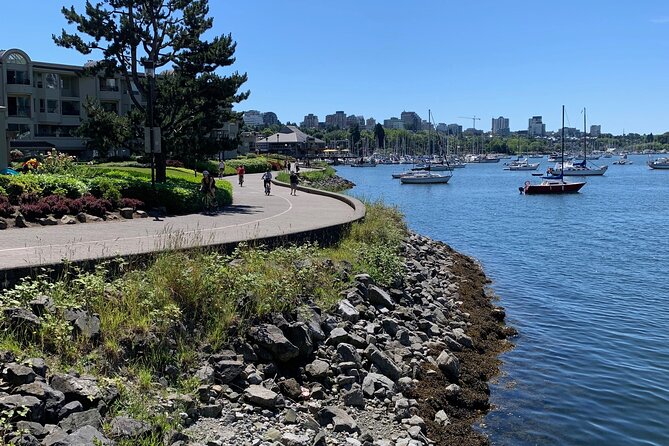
558,108,608,176
401,110,452,184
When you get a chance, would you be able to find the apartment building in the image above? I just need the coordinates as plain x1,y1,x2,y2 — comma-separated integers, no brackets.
301,113,319,129
492,116,510,135
528,116,546,137
0,48,143,157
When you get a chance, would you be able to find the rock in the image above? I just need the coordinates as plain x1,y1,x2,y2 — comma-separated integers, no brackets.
110,416,152,440
213,360,244,384
364,344,401,381
119,207,134,219
0,218,7,230
336,343,362,366
280,432,310,446
305,359,329,380
247,324,299,362
7,433,40,445
445,383,462,396
337,299,360,323
28,296,55,317
15,381,65,421
327,327,367,348
318,406,359,433
3,362,36,386
67,425,112,444
38,216,58,226
296,306,325,341
361,373,395,397
452,328,474,349
76,212,87,223
434,409,450,426
284,408,298,424
283,322,313,356
60,215,77,225
382,319,400,337
0,395,43,421
278,378,303,401
2,307,40,332
244,384,284,409
57,401,83,419
368,285,395,309
58,408,102,433
136,210,148,218
49,374,107,408
436,351,460,382
15,214,28,228
16,421,48,439
195,364,215,384
342,383,365,407
199,403,223,418
72,311,101,340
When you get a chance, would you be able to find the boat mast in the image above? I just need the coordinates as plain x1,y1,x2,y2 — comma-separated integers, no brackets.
583,107,587,164
561,105,565,176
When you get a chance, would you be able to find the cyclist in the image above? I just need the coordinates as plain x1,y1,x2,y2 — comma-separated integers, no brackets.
261,169,273,195
200,170,216,213
236,164,245,186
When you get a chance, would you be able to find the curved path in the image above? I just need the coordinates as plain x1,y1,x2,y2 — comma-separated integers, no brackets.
0,173,365,274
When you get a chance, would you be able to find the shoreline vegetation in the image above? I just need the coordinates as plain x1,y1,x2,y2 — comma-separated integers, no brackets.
0,172,513,445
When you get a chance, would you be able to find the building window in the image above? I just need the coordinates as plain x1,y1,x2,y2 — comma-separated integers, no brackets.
36,125,78,138
45,73,59,89
7,96,31,117
62,101,80,116
6,53,28,64
100,101,118,113
7,123,32,137
99,77,119,92
45,100,59,113
61,77,79,97
7,70,30,85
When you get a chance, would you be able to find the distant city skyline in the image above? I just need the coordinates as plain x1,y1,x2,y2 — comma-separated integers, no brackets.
1,0,668,134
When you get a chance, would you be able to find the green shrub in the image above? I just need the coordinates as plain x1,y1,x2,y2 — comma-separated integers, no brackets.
37,174,88,199
88,177,122,204
226,157,271,174
0,175,43,204
0,186,7,197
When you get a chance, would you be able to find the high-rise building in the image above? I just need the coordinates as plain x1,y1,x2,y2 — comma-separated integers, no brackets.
590,125,601,137
243,110,264,127
365,117,376,131
446,124,462,136
528,116,546,137
383,117,404,129
301,113,319,129
400,111,421,131
492,116,510,135
325,110,346,129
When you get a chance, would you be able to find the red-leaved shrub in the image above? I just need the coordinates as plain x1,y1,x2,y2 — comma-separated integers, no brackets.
0,196,14,218
118,198,145,210
19,202,50,220
19,192,40,205
41,195,72,218
72,195,113,217
166,159,185,168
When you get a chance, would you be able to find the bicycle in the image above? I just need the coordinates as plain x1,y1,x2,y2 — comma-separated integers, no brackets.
202,192,217,214
264,180,271,196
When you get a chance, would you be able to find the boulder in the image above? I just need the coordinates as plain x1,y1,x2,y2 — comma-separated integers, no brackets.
194,364,215,384
280,432,311,446
57,401,83,420
213,360,244,384
247,324,299,362
62,310,101,341
452,328,474,349
282,322,313,357
49,374,106,408
15,214,28,228
58,408,102,433
2,307,40,332
119,207,134,219
305,359,329,380
16,421,49,439
342,383,365,408
60,215,77,225
361,373,395,397
0,394,43,422
3,362,36,386
28,296,56,318
336,343,362,366
436,351,460,382
327,327,367,349
199,403,223,418
110,416,152,440
0,218,7,230
434,409,450,426
317,406,359,433
278,378,303,401
244,384,284,409
337,299,360,323
296,306,326,341
67,425,112,445
368,285,395,309
76,212,87,223
364,345,401,381
15,381,65,422
38,216,58,226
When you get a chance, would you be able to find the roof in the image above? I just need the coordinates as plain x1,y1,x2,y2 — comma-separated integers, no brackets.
9,140,57,149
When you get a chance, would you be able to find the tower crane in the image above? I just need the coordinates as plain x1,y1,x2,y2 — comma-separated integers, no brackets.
458,116,481,130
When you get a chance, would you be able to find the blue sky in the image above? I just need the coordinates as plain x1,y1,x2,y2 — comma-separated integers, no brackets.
2,0,668,134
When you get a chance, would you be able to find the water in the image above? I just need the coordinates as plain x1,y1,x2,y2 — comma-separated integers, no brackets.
336,155,669,445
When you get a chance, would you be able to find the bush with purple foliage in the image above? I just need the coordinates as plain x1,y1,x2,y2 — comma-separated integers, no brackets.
19,201,51,221
0,195,14,218
118,198,145,210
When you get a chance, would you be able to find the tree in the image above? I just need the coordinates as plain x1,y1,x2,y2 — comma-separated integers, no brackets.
54,0,249,181
374,123,385,149
351,124,361,151
75,98,131,158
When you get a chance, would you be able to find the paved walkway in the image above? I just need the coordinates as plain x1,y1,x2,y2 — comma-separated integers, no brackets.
0,173,365,272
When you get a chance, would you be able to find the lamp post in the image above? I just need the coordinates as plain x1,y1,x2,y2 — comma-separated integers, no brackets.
143,60,156,189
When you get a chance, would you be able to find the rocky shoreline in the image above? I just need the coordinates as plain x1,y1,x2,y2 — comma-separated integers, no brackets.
0,233,513,445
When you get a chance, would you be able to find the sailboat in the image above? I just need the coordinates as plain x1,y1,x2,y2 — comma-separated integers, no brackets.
557,108,608,176
505,138,539,171
521,106,586,195
400,109,452,184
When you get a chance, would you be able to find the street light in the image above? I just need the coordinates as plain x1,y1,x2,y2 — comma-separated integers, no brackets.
143,59,156,189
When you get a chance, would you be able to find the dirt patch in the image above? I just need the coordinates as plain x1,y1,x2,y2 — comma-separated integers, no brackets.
408,245,516,445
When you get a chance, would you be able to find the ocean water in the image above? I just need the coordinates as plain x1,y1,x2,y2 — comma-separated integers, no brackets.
336,155,669,445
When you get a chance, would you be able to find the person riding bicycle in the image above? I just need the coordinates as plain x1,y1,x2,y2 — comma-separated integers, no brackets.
261,169,273,195
200,170,216,212
236,165,246,186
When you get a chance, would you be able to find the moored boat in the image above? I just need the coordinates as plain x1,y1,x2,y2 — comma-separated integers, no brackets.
648,157,669,169
400,171,452,184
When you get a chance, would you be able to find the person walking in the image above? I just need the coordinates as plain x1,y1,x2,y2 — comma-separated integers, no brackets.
218,159,226,178
200,170,216,213
289,170,299,196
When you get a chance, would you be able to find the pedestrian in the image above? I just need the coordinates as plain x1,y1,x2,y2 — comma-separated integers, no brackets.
290,170,299,196
236,164,245,186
